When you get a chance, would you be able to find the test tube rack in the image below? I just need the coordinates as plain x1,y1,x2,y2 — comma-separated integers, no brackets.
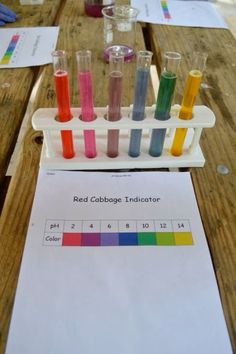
32,104,215,170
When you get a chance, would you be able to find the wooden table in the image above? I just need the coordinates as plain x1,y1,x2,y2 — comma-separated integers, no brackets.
0,1,235,353
0,0,61,196
148,23,236,349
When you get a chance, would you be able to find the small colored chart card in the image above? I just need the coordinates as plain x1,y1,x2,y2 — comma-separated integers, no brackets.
131,0,228,28
0,27,59,68
5,171,232,354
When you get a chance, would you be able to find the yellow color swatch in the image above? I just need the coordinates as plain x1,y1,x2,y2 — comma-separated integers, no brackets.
174,232,193,245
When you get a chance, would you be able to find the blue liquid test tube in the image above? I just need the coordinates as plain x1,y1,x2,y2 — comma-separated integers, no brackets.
149,52,181,157
129,50,153,157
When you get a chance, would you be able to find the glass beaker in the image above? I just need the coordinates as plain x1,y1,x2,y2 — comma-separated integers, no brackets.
102,5,139,62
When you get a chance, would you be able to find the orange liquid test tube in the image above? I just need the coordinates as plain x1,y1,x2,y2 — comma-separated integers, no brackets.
170,52,207,157
52,50,75,159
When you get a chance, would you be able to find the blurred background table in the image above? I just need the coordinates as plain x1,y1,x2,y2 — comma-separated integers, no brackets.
0,0,235,353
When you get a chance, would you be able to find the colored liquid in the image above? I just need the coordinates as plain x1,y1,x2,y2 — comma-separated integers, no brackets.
129,68,149,157
149,71,176,157
170,128,187,156
179,70,202,119
54,71,74,159
78,71,96,158
170,70,202,156
103,45,134,63
54,71,72,122
154,71,177,121
78,71,94,121
107,72,123,158
85,2,112,17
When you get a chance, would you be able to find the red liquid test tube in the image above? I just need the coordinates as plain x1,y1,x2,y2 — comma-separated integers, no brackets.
52,50,75,159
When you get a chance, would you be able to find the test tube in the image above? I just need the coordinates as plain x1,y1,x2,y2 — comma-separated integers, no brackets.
128,50,153,157
107,50,124,158
170,52,207,156
52,50,75,159
149,52,181,157
76,50,97,158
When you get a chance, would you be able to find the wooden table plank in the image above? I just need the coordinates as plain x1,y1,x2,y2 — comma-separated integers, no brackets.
0,1,152,352
148,24,236,351
0,0,62,190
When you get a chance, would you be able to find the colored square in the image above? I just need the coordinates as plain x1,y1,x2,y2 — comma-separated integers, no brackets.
12,35,20,42
138,232,156,245
174,232,193,245
101,233,119,246
0,58,9,65
119,232,138,246
62,232,81,246
156,232,175,245
81,233,101,246
6,51,13,57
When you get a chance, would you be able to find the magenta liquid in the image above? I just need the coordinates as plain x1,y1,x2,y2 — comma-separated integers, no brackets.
107,72,123,158
77,71,96,158
85,2,106,17
103,45,135,63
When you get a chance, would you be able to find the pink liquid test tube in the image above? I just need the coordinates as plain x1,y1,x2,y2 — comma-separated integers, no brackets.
76,50,97,158
107,50,124,158
52,50,74,159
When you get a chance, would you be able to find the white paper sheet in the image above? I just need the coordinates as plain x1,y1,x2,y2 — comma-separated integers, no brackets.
131,0,228,28
0,27,59,68
6,170,232,354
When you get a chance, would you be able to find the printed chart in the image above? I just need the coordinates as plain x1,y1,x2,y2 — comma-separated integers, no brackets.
160,0,171,20
0,34,21,65
44,218,193,246
0,27,59,68
132,0,227,28
5,171,232,354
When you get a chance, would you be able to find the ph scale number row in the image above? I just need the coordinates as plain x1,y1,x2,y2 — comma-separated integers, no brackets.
44,219,193,246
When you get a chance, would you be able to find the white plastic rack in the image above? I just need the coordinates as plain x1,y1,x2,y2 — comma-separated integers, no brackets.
32,104,215,170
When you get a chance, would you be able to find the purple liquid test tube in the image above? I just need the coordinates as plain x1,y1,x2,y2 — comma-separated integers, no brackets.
107,50,124,158
76,50,97,158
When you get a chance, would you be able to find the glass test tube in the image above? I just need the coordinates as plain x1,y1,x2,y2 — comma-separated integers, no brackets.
149,52,181,157
107,50,124,158
76,50,96,158
170,52,207,156
128,50,153,157
52,50,75,159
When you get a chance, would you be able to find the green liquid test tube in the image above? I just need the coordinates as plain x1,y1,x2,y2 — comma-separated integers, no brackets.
149,52,181,157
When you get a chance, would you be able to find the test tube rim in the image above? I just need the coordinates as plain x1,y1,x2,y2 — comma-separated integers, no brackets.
164,52,182,61
51,50,67,58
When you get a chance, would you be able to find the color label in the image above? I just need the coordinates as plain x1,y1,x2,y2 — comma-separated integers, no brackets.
161,1,171,19
0,35,20,65
44,219,193,247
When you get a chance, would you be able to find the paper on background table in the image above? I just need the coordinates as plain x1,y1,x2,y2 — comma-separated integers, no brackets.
0,27,59,68
6,170,232,354
131,0,228,28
